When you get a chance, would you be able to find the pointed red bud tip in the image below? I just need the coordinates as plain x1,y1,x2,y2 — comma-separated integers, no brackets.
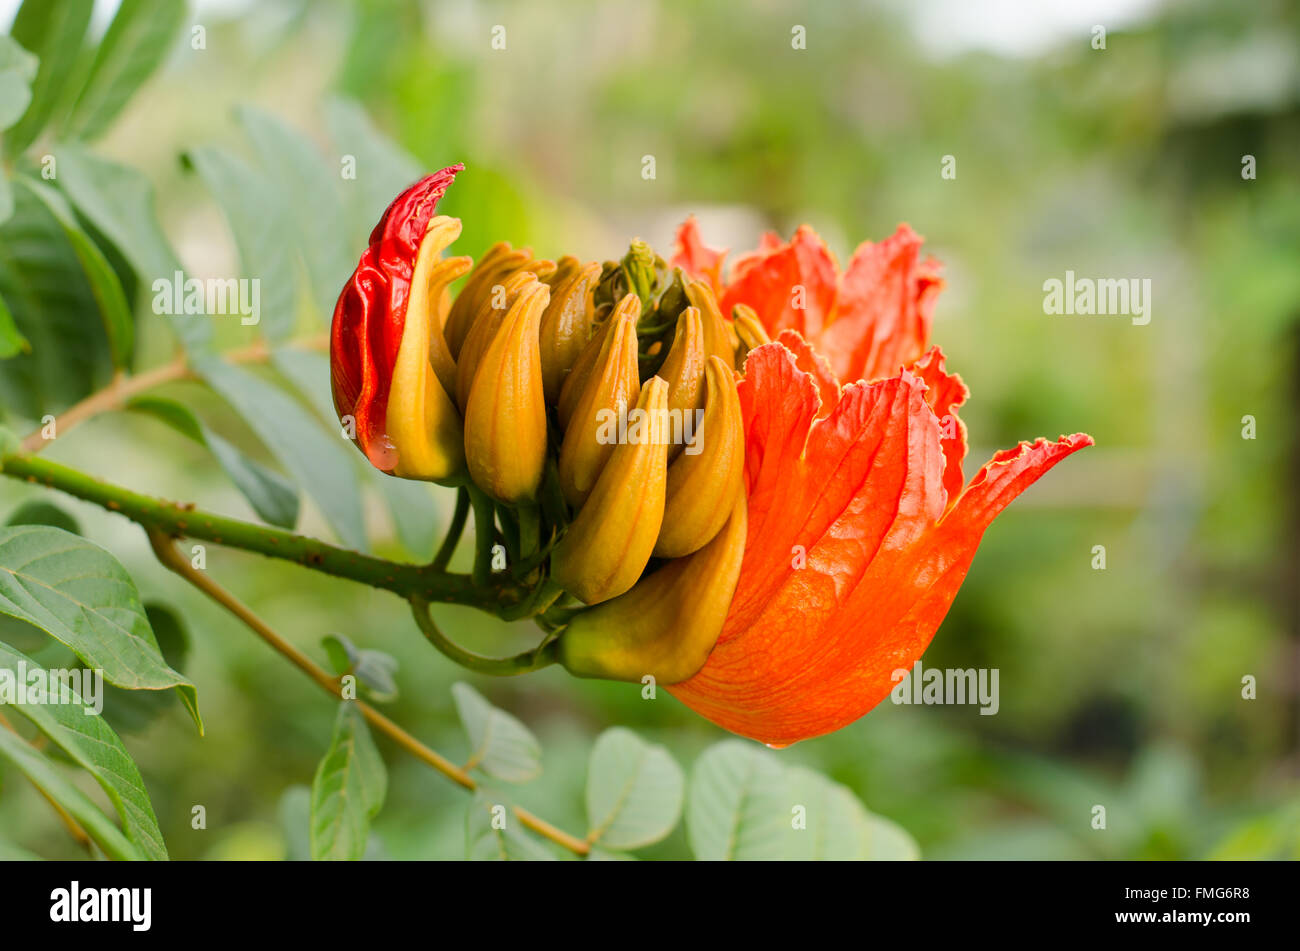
330,164,465,471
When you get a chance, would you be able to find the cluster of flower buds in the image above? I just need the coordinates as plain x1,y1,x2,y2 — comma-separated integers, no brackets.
330,168,751,684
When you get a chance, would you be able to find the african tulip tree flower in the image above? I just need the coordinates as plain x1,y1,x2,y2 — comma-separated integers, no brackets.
328,169,1091,748
663,219,1092,745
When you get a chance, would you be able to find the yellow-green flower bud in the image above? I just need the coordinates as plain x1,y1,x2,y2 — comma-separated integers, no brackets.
731,302,771,364
655,305,706,461
539,261,601,403
685,278,739,370
463,278,551,503
556,294,641,507
444,243,540,358
557,496,746,682
654,355,744,558
455,270,540,411
385,216,474,481
551,376,671,604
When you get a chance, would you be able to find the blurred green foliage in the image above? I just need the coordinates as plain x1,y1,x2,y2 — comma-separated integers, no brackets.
1,0,1296,859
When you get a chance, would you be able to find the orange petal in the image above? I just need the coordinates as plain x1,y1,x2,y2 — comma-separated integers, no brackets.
911,345,969,508
719,225,839,341
773,329,840,419
671,217,727,300
670,341,1091,747
818,224,944,383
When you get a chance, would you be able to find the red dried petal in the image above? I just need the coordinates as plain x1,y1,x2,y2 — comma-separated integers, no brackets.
330,164,463,468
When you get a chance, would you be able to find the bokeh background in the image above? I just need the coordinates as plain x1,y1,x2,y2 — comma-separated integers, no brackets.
2,0,1298,859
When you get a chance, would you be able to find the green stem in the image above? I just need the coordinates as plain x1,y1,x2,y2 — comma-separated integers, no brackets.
0,453,524,611
409,597,558,675
431,487,470,571
517,502,540,561
467,485,496,589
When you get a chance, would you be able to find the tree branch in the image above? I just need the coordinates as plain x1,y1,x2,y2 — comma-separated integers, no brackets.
17,336,325,454
0,452,526,610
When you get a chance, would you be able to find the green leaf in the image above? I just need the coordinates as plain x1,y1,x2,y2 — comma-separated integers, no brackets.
185,145,299,341
0,837,41,860
4,0,93,154
784,766,918,860
0,525,200,730
323,98,422,246
586,846,637,860
64,0,186,141
309,702,386,861
0,641,167,859
53,144,208,352
278,784,312,861
686,740,790,860
0,176,114,419
125,394,299,529
236,106,354,319
5,499,79,534
321,633,398,702
0,175,12,228
196,356,367,549
272,347,440,557
465,793,555,861
585,727,684,850
0,726,140,860
451,682,541,783
20,177,133,368
0,291,30,357
95,602,192,735
0,34,38,131
783,766,866,860
861,811,921,860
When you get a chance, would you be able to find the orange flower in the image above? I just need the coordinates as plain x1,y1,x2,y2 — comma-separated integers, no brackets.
667,219,1092,747
674,216,943,383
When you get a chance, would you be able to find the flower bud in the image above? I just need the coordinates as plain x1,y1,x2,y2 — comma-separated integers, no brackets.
554,306,612,430
455,270,541,411
444,243,540,358
330,166,472,481
463,278,551,503
539,261,601,403
551,377,670,604
655,305,706,461
546,255,582,289
556,294,641,507
621,238,659,313
385,218,473,480
731,302,771,364
558,496,746,683
654,356,744,558
685,278,739,369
